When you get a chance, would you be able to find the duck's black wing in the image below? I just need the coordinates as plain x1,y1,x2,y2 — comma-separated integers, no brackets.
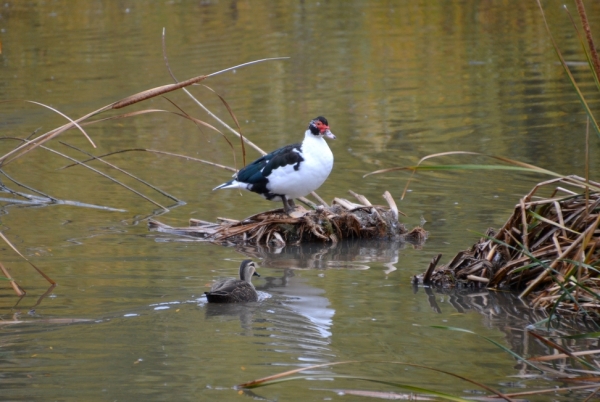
236,143,304,185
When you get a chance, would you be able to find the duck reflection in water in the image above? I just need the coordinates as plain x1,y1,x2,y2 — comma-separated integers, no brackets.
203,242,416,377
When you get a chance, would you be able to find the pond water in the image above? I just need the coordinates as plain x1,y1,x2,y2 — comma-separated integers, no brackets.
1,1,599,400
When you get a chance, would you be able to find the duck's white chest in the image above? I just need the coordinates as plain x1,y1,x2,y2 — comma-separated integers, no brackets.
267,136,333,199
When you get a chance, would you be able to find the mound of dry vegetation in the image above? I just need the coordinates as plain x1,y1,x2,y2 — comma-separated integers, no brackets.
415,176,600,319
149,190,428,247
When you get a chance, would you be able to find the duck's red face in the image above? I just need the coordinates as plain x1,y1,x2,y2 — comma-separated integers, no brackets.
310,117,336,139
314,120,328,133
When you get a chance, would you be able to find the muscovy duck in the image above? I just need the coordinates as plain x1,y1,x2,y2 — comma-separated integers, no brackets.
213,116,335,214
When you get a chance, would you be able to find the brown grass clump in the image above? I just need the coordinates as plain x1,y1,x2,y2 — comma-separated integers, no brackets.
149,190,428,247
415,176,600,319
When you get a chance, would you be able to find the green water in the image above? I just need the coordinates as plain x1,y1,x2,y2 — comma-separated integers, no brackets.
0,1,598,400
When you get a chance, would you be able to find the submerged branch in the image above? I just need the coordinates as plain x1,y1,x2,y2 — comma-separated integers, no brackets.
58,148,237,173
59,142,183,204
42,145,169,211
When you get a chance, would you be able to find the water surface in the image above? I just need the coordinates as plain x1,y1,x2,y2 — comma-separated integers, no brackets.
1,1,599,400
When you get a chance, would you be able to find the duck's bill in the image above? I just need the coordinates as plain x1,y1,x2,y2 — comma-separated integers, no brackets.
324,130,336,140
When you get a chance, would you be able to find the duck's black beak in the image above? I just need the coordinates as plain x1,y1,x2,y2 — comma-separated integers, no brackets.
253,271,260,277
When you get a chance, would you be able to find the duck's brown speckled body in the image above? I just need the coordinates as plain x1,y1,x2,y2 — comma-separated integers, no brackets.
205,260,260,303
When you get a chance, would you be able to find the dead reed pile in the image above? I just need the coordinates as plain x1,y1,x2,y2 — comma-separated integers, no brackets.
149,191,428,247
415,176,600,318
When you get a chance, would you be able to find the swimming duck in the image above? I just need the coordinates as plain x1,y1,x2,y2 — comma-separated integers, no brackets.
213,116,336,215
204,260,260,303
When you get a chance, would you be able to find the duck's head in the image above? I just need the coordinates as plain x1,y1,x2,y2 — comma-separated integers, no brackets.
309,116,336,140
239,259,260,282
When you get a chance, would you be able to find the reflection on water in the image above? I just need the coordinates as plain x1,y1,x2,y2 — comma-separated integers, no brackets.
191,240,421,379
204,302,260,334
414,285,600,380
417,285,541,324
202,295,336,375
2,0,600,400
265,270,334,340
236,239,415,274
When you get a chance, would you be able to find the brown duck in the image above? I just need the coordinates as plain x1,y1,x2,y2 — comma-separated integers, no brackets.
205,260,260,303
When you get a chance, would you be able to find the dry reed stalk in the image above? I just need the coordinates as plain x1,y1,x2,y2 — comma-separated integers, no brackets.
0,261,25,296
575,0,600,83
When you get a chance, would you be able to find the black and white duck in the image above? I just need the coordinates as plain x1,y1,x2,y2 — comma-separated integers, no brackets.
213,116,336,215
204,260,260,303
